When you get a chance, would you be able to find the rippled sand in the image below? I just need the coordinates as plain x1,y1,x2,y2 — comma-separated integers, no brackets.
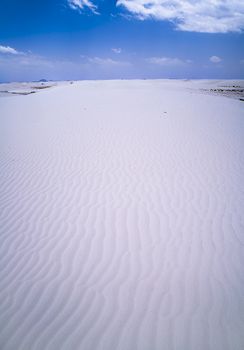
0,80,243,350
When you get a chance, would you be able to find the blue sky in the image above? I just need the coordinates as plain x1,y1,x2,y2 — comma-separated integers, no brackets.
0,0,244,81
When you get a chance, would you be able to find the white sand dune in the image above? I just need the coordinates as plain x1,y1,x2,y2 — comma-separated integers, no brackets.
0,80,243,350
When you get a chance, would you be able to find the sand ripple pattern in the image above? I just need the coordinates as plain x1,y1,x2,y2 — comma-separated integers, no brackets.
0,80,244,350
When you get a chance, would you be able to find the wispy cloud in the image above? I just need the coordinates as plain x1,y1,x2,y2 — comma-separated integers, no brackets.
116,0,244,33
68,0,99,14
210,55,222,63
0,45,23,55
0,52,78,70
0,51,90,81
147,56,191,66
112,48,122,54
87,56,131,66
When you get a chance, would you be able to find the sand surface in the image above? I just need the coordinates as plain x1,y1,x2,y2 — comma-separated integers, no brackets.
0,80,244,350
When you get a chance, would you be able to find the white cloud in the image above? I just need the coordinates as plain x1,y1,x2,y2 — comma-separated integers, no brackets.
88,56,131,66
210,55,222,63
68,0,99,14
116,0,244,33
0,45,22,55
112,48,122,54
147,56,190,66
